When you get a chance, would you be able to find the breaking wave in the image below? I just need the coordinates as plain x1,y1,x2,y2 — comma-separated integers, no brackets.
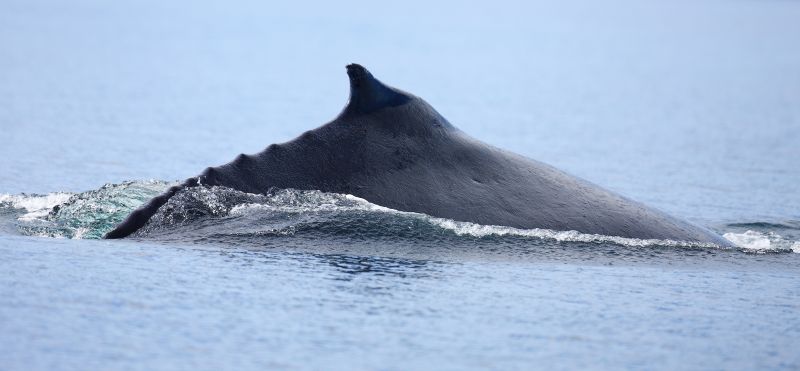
1,180,798,254
0,181,171,239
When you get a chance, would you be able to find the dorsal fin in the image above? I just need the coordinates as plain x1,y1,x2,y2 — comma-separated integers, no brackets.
344,64,410,114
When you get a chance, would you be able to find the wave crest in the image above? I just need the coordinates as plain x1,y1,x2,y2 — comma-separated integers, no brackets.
723,230,800,254
1,181,170,239
2,181,798,253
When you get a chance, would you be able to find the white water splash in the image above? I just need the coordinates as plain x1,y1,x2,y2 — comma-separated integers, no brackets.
427,218,723,248
1,181,171,239
4,185,796,253
723,230,799,254
227,190,722,249
0,192,74,221
72,228,90,240
229,192,396,215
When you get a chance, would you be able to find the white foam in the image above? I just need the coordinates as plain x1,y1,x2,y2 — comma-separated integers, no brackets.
72,228,90,240
428,217,719,248
345,194,722,247
225,189,718,248
228,192,398,216
723,230,799,253
343,194,396,212
723,231,770,250
0,192,74,221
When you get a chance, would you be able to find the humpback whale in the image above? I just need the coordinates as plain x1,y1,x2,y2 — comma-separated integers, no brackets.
105,64,731,246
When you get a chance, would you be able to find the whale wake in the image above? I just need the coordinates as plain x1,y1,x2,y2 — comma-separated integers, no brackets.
1,181,797,255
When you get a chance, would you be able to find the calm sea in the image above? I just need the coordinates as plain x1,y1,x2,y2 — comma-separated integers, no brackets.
1,0,798,369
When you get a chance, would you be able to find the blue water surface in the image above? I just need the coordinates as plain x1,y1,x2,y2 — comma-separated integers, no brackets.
1,0,799,370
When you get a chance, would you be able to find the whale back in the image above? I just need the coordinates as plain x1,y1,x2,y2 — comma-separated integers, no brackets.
105,64,730,246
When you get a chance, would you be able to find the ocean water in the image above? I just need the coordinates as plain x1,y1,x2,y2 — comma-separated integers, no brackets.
1,0,799,370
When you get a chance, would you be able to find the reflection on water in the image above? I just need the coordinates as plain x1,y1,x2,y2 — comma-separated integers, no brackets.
319,254,436,278
2,237,798,370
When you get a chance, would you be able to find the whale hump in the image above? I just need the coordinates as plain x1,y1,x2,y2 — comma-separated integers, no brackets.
104,63,732,247
345,64,411,114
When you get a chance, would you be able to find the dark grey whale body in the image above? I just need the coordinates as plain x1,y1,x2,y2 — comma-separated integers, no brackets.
105,64,731,246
